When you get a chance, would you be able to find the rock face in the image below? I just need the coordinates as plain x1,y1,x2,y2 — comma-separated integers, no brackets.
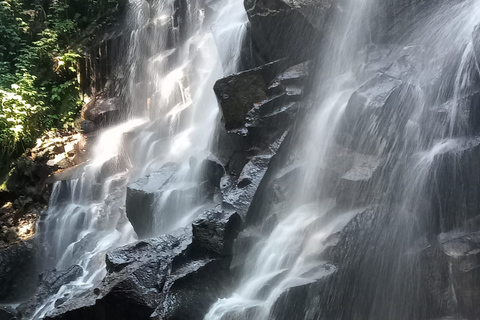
244,0,336,62
213,60,282,131
0,306,18,320
440,228,480,319
12,1,480,320
18,265,84,319
191,210,242,257
0,240,36,302
429,137,480,232
83,97,124,130
44,235,188,320
474,24,480,66
126,162,179,238
337,74,418,154
37,47,309,320
214,60,309,133
43,209,241,320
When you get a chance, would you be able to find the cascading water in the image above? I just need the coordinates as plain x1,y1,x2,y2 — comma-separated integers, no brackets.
205,0,377,318
31,0,247,318
206,0,480,319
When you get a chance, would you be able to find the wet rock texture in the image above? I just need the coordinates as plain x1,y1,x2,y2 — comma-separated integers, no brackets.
7,1,480,320
244,0,336,62
0,240,36,302
126,162,179,238
42,210,241,320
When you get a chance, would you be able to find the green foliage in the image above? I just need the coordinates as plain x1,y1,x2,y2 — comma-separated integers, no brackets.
0,0,120,167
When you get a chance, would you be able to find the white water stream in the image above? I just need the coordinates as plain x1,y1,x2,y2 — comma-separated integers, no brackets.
206,0,480,319
32,0,247,318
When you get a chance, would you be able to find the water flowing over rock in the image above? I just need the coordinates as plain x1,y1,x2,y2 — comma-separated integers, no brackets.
440,228,480,319
18,265,84,319
6,0,480,319
126,162,179,238
42,208,242,320
244,0,336,62
472,24,480,65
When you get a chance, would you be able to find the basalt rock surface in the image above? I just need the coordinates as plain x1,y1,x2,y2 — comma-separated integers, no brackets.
43,209,242,320
0,240,36,302
244,0,336,62
126,162,179,238
474,24,480,65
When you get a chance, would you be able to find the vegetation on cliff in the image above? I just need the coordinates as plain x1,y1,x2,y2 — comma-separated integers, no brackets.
0,0,120,174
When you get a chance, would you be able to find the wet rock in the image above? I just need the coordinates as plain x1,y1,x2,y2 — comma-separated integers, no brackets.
321,205,456,319
0,306,17,320
155,259,232,320
324,207,379,264
430,136,480,232
80,120,96,134
245,97,300,131
83,97,124,127
214,60,309,133
267,61,310,97
199,156,225,192
474,24,480,66
211,125,249,177
383,52,423,83
439,229,480,319
230,231,261,272
269,160,302,205
45,234,191,320
18,265,83,319
0,240,36,302
191,210,242,257
126,162,179,238
418,242,456,318
45,220,240,320
270,265,336,320
336,153,384,205
213,61,282,131
337,74,420,154
465,91,480,134
244,0,335,62
221,153,279,218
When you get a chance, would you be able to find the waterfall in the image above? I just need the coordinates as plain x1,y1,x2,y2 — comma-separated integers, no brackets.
206,0,480,319
205,0,377,318
30,0,247,318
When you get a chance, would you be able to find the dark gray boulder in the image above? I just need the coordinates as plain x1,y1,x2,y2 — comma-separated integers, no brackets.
191,210,242,257
83,97,124,127
336,153,384,205
474,24,480,66
126,162,179,238
18,265,83,319
154,259,232,320
244,0,335,62
222,151,284,218
43,208,243,320
214,60,309,133
199,156,226,197
44,234,191,320
0,306,17,320
269,265,336,320
213,60,283,132
337,74,420,154
429,136,480,232
0,240,36,302
80,120,96,134
439,229,480,319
